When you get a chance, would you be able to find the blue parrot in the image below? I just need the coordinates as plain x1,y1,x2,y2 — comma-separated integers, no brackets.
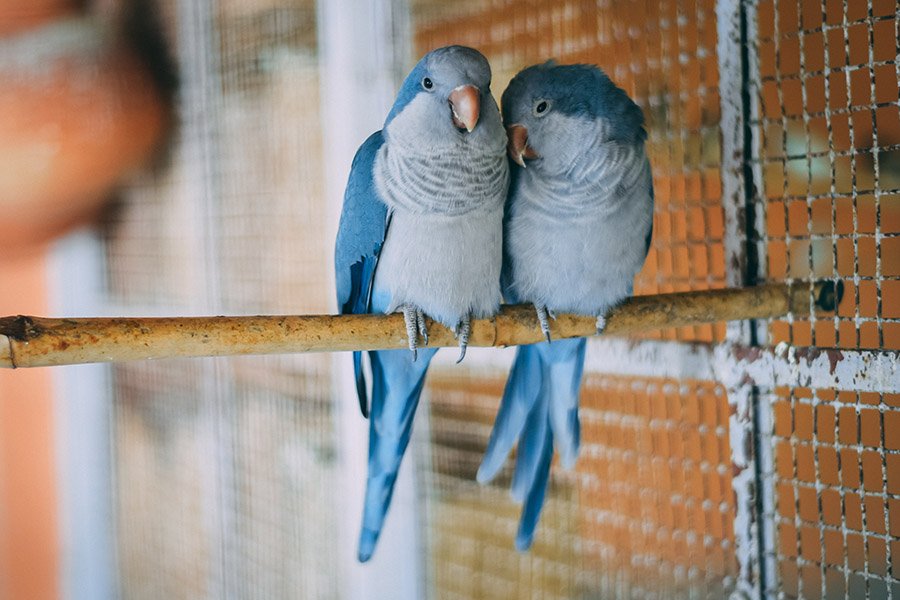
334,45,509,562
477,61,654,551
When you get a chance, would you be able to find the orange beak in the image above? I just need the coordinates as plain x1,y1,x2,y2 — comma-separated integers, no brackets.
449,85,480,132
506,124,539,167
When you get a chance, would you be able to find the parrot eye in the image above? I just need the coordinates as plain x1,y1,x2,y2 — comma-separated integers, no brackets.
422,77,434,90
533,100,550,116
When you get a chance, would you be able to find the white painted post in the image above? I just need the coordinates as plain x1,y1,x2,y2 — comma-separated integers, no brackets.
716,0,768,598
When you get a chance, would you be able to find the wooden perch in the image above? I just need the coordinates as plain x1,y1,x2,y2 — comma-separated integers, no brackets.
0,281,841,369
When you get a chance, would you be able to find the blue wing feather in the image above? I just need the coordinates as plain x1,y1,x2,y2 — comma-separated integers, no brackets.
335,131,389,416
335,131,388,314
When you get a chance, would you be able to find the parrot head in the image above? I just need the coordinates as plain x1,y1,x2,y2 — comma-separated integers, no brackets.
501,61,646,172
383,46,505,152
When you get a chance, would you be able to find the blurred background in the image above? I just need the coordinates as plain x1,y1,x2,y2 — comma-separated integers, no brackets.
0,0,897,598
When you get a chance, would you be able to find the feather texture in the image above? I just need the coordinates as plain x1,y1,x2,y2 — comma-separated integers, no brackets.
481,62,654,550
334,45,508,562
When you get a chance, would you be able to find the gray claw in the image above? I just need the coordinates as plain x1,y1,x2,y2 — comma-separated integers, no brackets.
417,309,428,346
535,304,553,343
454,316,471,363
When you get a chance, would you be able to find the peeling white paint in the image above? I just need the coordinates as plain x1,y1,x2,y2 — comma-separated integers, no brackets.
715,345,899,394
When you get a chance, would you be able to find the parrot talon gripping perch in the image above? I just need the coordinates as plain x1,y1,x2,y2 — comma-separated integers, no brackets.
401,304,427,360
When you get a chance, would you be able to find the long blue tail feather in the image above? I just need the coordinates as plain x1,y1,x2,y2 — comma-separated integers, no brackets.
477,344,542,484
358,347,436,562
509,384,550,502
546,339,586,469
479,337,587,549
515,418,554,551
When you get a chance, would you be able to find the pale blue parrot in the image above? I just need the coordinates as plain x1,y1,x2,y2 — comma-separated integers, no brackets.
334,45,509,562
477,62,654,550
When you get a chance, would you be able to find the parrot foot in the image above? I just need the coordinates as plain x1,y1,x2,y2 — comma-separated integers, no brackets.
596,313,608,335
453,316,471,363
401,304,428,360
535,304,555,343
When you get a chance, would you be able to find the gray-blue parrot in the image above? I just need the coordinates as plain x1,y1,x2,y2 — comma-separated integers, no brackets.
477,62,654,550
334,45,509,562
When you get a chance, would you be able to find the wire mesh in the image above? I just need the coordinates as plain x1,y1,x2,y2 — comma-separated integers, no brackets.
750,0,900,350
106,1,339,598
114,360,222,599
412,1,737,597
419,369,737,598
578,376,737,597
420,369,582,599
97,0,899,598
747,0,900,598
414,0,729,343
761,387,900,599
